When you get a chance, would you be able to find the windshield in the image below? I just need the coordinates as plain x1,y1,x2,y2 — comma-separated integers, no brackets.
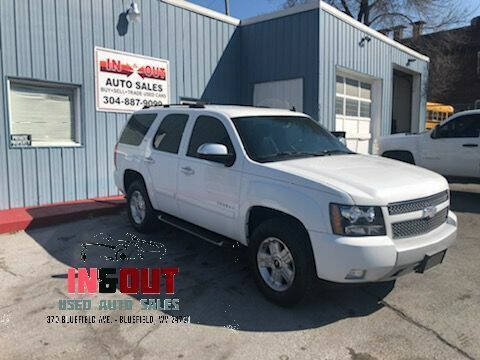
232,116,353,163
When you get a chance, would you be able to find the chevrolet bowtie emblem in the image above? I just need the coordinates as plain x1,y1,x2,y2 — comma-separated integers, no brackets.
422,205,436,219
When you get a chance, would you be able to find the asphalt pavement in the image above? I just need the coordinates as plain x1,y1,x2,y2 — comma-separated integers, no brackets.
0,181,479,360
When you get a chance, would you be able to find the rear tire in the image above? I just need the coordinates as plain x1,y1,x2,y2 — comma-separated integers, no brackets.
126,180,157,233
249,218,316,307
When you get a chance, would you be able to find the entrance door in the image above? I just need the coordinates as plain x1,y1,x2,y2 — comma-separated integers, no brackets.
392,70,413,133
335,75,372,154
253,78,303,111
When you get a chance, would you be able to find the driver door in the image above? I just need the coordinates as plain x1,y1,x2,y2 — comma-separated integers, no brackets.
176,115,242,239
420,114,480,177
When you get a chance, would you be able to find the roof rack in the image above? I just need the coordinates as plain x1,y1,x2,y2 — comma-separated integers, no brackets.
142,102,206,110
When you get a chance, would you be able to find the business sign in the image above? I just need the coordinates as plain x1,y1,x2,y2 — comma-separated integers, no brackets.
10,134,31,147
95,47,170,113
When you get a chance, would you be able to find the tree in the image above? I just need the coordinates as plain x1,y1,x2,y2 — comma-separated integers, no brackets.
282,0,475,32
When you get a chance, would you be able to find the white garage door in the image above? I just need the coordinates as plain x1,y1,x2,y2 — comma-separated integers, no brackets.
335,75,372,154
253,78,303,112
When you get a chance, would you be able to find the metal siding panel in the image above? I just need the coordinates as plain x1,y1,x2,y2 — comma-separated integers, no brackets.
56,0,71,82
190,13,198,98
113,0,126,51
167,4,177,102
70,0,86,200
2,0,24,208
151,0,160,58
37,149,52,204
197,14,205,96
175,7,183,100
15,0,31,77
92,0,108,197
102,0,118,196
123,0,134,53
142,0,152,56
62,148,75,201
203,18,211,98
14,0,38,206
50,148,64,203
81,0,97,198
159,2,168,59
43,0,59,81
29,0,45,78
183,10,192,98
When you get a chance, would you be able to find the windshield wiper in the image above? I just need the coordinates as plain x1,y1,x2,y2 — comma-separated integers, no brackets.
321,149,354,155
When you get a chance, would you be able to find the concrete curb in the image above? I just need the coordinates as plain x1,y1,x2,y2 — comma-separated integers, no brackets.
0,196,126,234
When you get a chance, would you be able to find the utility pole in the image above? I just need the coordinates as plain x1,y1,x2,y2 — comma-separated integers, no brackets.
225,0,230,15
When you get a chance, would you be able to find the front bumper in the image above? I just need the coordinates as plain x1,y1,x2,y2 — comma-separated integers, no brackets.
309,211,457,283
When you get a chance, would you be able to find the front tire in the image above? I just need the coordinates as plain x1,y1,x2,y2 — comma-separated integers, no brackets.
249,218,315,306
126,180,157,233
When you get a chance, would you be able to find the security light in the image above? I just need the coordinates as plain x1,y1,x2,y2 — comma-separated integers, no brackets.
127,2,141,23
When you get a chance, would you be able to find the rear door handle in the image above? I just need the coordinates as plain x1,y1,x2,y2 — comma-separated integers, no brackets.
181,166,195,175
462,143,478,147
144,156,155,164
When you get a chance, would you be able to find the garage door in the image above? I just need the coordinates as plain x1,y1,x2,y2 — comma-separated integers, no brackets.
335,75,372,154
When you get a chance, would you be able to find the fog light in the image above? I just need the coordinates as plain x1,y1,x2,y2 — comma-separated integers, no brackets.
345,269,366,280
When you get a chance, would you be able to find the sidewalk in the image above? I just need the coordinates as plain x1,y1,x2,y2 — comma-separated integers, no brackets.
0,196,126,234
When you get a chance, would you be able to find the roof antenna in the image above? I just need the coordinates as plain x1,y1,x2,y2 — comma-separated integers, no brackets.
291,106,296,112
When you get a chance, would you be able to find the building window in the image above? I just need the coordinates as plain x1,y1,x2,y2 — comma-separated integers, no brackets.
8,79,81,147
335,76,372,119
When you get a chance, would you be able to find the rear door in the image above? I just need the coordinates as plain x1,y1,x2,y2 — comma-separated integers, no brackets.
145,113,189,216
177,114,242,239
420,114,480,177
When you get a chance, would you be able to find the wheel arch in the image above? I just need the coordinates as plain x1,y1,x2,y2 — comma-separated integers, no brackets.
124,169,146,193
246,206,309,244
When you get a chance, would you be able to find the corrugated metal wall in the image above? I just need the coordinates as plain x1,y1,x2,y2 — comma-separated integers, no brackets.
0,0,239,210
240,10,320,120
318,8,429,134
239,7,428,134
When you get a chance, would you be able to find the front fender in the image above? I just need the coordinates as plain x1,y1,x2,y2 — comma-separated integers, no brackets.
238,179,349,244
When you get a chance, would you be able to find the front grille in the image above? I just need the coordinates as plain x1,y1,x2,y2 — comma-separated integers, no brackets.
388,190,448,215
392,207,449,239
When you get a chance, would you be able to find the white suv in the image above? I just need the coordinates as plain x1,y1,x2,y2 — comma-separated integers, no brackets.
114,105,457,306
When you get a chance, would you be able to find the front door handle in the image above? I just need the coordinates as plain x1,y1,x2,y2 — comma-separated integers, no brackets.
462,143,478,147
181,166,195,175
144,156,155,164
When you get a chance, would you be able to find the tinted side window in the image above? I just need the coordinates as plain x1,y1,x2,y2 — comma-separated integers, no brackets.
187,116,234,158
119,113,157,146
437,115,480,138
152,114,189,154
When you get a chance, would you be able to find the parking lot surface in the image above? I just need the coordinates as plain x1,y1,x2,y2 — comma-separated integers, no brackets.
0,182,479,360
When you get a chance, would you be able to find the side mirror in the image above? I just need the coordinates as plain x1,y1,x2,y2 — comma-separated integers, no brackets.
430,125,439,139
331,131,347,145
197,143,235,166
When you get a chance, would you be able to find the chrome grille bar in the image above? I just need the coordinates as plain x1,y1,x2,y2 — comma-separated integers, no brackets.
387,190,448,215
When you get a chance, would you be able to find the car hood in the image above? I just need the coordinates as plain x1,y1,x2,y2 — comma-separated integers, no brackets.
263,154,448,205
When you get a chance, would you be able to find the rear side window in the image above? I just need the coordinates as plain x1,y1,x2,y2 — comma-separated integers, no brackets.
187,116,235,158
119,113,157,146
152,114,189,154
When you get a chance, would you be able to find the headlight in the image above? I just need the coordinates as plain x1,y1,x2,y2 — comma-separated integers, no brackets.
330,204,386,236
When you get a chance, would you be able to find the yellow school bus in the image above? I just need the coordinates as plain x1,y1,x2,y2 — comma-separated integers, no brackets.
426,102,454,130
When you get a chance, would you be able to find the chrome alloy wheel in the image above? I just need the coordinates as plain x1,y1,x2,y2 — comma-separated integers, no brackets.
257,237,296,292
130,190,146,224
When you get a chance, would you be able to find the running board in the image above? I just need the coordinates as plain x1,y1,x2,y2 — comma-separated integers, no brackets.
157,213,230,247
